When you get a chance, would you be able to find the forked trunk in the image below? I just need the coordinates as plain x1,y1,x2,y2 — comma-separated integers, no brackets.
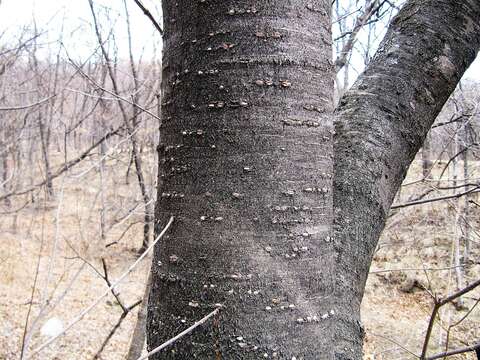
149,0,480,359
147,1,362,359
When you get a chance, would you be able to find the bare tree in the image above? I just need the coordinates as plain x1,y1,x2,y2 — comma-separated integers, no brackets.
87,0,154,252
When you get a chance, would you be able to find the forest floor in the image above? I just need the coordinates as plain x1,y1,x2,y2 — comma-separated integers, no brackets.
1,154,479,360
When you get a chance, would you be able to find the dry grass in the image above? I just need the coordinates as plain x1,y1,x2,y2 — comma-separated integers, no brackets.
1,153,479,360
363,160,480,360
0,151,154,360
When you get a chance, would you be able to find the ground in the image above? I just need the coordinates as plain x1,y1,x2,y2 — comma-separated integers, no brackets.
1,153,479,360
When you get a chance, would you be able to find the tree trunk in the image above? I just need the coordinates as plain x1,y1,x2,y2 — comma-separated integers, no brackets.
462,139,470,262
422,132,432,178
333,3,480,355
149,0,480,359
38,116,54,197
99,140,107,242
452,133,465,296
148,1,338,358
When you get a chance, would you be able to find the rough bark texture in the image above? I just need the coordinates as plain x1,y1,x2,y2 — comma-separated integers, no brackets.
149,0,480,359
148,1,338,359
334,1,480,354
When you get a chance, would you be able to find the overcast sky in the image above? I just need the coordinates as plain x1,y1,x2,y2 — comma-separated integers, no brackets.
0,0,478,81
0,0,162,60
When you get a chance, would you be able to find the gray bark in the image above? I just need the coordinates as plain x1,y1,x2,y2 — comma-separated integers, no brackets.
149,0,480,359
334,0,480,356
148,1,335,358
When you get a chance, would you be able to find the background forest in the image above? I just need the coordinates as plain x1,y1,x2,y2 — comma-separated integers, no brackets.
1,0,480,359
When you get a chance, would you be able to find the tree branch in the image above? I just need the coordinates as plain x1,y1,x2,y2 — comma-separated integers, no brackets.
0,124,124,202
93,299,142,360
131,0,163,35
333,0,480,331
137,307,221,360
24,217,174,359
0,95,56,111
335,0,387,72
426,342,480,360
391,185,480,209
421,278,480,359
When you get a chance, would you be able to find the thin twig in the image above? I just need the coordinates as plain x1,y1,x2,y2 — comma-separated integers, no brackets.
25,216,174,359
67,57,161,122
370,265,464,274
131,0,163,35
426,342,480,360
20,235,45,359
335,0,387,71
391,186,480,209
93,299,142,359
369,332,420,358
0,95,56,111
0,124,124,202
431,113,472,129
137,307,221,360
101,258,128,313
420,278,480,359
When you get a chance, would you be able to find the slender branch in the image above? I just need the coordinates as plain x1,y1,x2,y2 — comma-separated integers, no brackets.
438,143,478,180
370,265,464,274
369,332,419,358
469,199,480,208
24,216,174,359
20,235,45,359
93,299,142,359
105,220,143,248
426,342,480,360
391,186,480,210
420,278,480,359
66,58,161,122
0,95,56,111
0,124,124,202
397,181,480,211
101,258,128,313
335,0,386,72
137,307,221,360
0,199,31,214
131,0,163,35
431,113,472,129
